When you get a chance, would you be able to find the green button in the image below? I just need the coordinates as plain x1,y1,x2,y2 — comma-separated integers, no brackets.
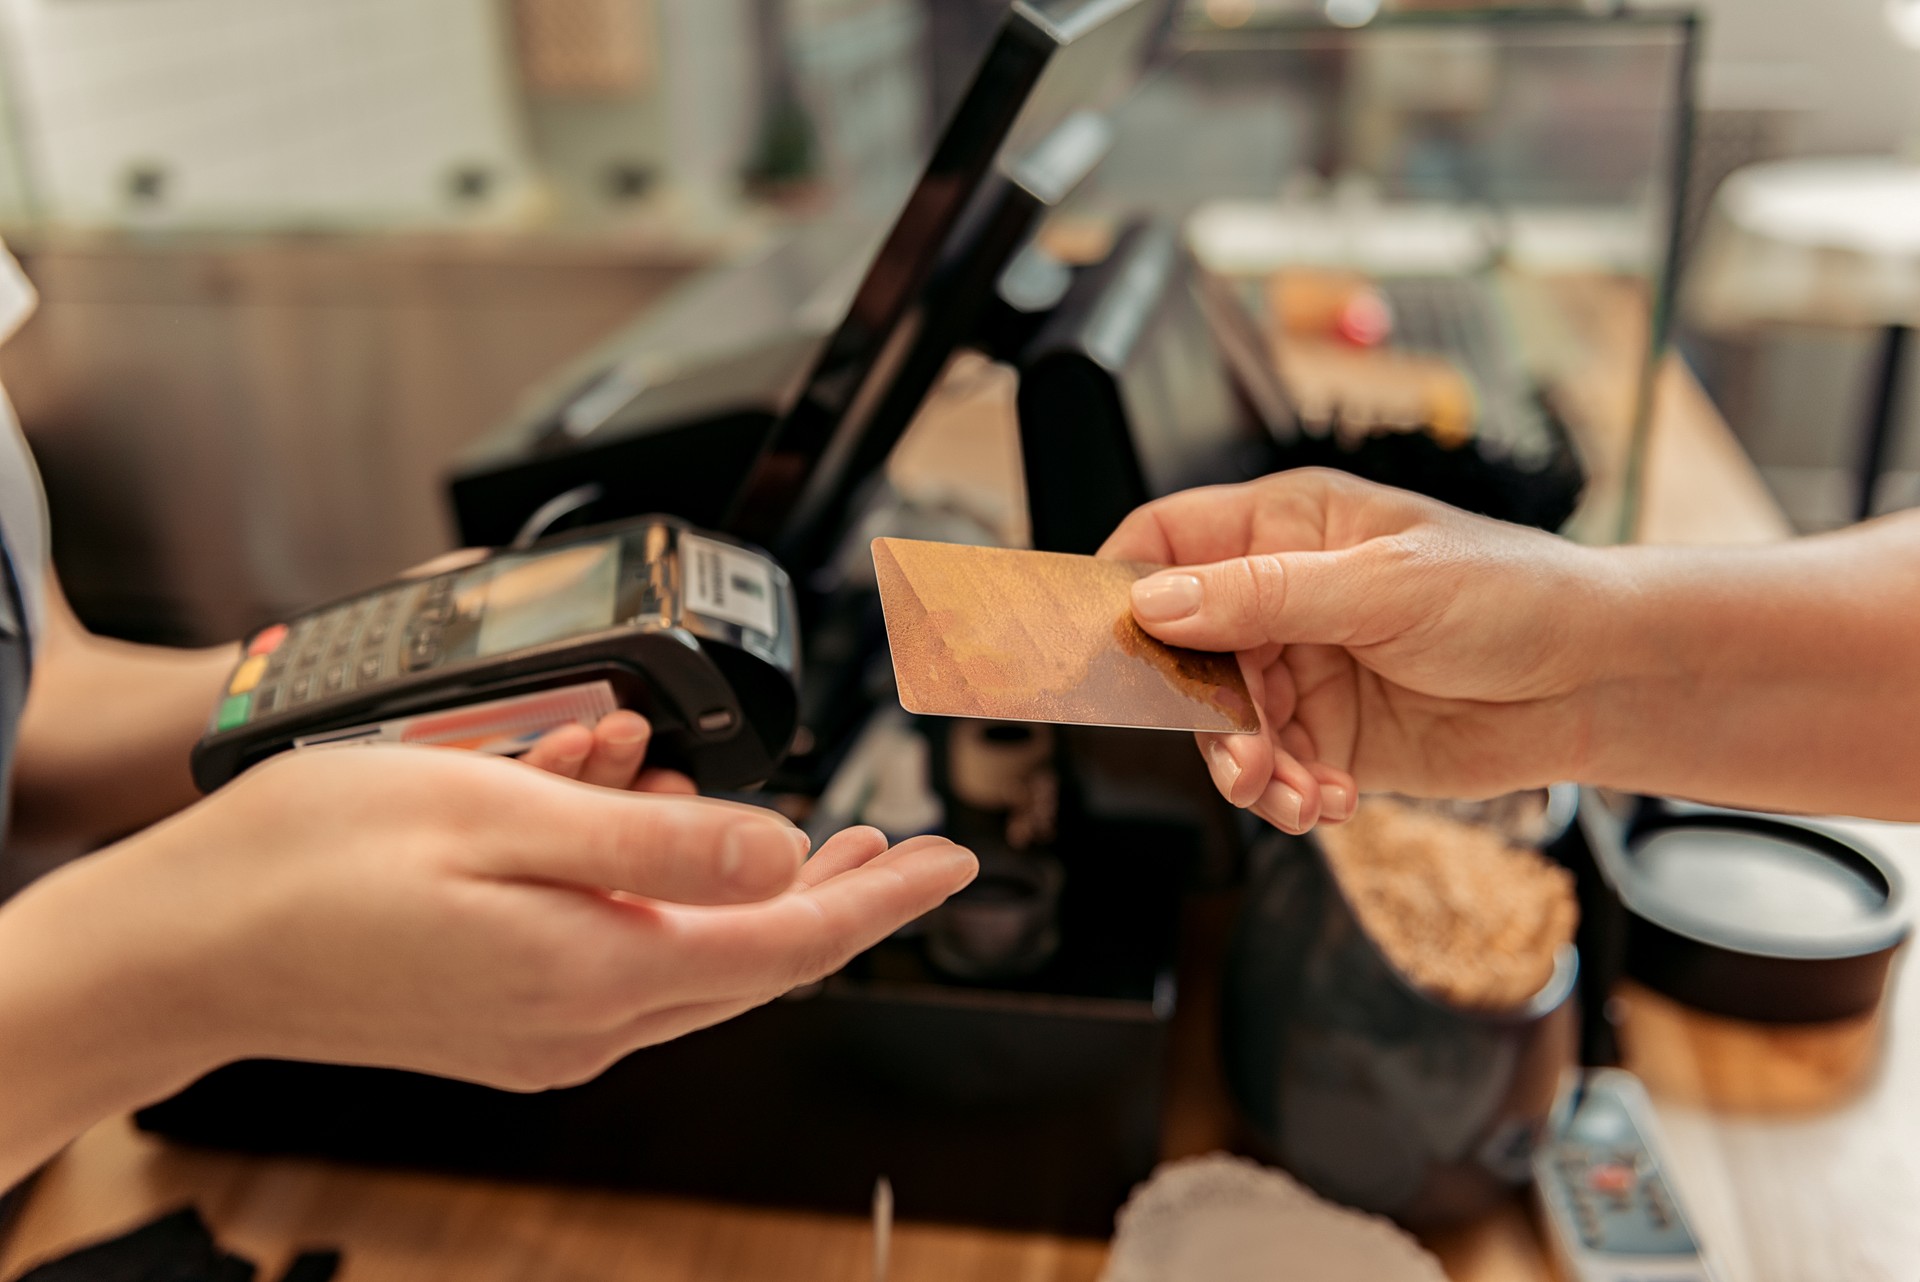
216,693,252,732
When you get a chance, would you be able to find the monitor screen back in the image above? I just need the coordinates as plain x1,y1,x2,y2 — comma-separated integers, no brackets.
725,0,1167,557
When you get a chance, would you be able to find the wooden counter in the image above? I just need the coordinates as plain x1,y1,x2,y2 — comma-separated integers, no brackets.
4,285,1909,1282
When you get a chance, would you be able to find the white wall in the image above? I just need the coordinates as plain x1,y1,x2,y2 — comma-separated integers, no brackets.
1687,0,1920,155
0,56,31,220
519,0,767,225
0,0,534,229
657,0,764,217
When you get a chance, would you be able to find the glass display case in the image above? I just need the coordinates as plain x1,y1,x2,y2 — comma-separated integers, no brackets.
1064,7,1699,544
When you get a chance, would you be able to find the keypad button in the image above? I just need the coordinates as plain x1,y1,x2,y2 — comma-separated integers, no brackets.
215,693,252,732
289,674,315,704
1588,1163,1636,1194
228,654,269,695
363,617,390,645
254,684,283,715
324,663,348,694
403,620,441,666
357,655,383,684
248,623,290,657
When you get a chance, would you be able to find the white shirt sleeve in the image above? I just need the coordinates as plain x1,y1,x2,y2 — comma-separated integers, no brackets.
0,237,50,651
0,237,33,345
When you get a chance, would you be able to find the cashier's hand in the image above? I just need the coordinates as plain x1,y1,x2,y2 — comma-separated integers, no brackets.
18,746,976,1097
1102,469,1604,832
522,711,699,795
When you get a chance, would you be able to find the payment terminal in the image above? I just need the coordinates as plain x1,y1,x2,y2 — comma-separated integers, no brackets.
191,517,799,793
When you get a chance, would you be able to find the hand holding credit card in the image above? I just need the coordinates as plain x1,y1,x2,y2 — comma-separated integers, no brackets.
872,537,1259,733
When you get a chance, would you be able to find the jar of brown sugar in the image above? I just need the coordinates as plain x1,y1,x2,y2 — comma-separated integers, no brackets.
1221,787,1582,1227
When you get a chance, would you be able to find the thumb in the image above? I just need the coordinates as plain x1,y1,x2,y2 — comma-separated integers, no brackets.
465,766,809,905
1128,550,1361,651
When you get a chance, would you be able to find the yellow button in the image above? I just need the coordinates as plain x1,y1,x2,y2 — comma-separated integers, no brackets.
229,654,268,695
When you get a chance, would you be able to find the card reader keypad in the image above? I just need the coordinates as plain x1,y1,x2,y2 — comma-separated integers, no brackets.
404,577,455,672
216,579,447,730
1543,1088,1700,1261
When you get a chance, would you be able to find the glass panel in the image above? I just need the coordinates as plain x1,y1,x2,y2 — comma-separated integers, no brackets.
1063,8,1696,545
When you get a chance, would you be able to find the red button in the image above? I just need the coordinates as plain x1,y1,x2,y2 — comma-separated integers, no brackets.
1588,1163,1636,1194
1336,289,1393,347
248,623,290,656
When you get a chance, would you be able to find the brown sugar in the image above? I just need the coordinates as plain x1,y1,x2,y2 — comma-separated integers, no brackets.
1318,799,1579,1012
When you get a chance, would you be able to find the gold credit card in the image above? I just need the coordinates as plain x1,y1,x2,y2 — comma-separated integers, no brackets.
872,537,1259,734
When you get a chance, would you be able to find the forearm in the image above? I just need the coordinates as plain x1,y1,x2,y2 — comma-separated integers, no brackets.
0,850,222,1190
11,618,236,847
1580,511,1920,818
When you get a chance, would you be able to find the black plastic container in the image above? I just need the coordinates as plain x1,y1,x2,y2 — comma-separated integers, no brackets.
1589,795,1909,1023
1222,788,1582,1226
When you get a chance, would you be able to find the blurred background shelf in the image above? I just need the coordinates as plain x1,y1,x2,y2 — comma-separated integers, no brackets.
0,227,720,643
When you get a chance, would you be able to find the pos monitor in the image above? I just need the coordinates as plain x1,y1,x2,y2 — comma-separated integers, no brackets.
447,0,1183,776
725,0,1170,571
450,0,1170,562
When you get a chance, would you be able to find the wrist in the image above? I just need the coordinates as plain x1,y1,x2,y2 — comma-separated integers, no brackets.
1561,543,1718,791
0,837,235,1182
1543,542,1676,787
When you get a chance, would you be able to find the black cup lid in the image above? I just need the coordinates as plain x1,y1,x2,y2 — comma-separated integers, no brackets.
1604,806,1909,1023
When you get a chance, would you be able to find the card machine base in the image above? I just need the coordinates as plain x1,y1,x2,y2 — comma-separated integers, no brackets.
192,517,800,793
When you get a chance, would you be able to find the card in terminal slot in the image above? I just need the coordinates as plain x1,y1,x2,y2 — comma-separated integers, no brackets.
872,538,1258,734
293,681,619,756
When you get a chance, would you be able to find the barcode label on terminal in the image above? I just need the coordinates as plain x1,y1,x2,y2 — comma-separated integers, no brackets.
681,533,776,636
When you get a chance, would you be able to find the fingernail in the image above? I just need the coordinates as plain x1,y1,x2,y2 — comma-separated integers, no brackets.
1322,783,1354,821
1259,782,1305,833
1205,740,1244,802
940,845,980,883
604,723,646,747
1132,573,1203,623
